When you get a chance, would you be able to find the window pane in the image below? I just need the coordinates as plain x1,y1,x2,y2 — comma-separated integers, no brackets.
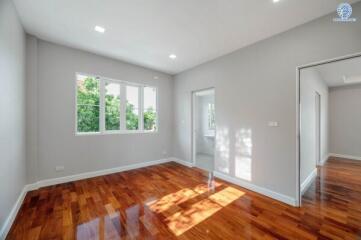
143,87,157,131
77,105,100,132
105,83,120,130
77,74,100,132
77,75,100,105
126,86,139,130
208,103,215,130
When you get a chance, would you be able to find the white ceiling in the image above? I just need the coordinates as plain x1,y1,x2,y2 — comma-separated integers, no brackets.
314,56,361,87
13,0,360,74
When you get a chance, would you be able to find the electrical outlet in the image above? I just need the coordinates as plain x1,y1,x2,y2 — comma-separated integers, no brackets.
55,166,64,172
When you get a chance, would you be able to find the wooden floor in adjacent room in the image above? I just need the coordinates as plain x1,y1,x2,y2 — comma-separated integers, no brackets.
7,157,361,239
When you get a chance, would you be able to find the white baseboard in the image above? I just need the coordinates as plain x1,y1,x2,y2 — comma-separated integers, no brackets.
329,153,361,161
320,154,331,165
32,158,172,189
301,168,317,195
0,184,32,239
171,157,194,168
213,171,297,206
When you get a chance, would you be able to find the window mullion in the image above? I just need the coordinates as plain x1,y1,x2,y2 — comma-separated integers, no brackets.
155,88,158,131
120,83,126,131
99,78,105,133
139,86,144,131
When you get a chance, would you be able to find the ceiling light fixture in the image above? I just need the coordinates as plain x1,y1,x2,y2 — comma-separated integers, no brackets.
273,0,280,3
169,54,177,60
94,26,105,33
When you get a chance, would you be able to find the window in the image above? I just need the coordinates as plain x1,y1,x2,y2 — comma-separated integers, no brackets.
76,74,100,133
105,82,121,131
126,85,139,130
143,86,157,131
76,73,157,134
208,103,215,130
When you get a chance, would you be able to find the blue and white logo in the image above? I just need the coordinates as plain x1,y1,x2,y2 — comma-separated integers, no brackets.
334,3,356,22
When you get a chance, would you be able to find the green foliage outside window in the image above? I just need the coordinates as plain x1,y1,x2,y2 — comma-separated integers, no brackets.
77,76,157,132
144,108,156,131
105,93,120,130
126,103,139,130
77,77,100,132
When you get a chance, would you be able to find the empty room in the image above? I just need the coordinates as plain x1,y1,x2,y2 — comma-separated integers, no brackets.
1,0,361,239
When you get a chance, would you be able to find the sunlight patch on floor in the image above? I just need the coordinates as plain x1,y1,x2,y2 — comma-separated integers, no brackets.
147,188,198,213
147,182,222,214
209,186,245,207
166,186,245,236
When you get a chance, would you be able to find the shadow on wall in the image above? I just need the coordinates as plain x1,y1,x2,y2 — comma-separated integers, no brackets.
216,127,253,182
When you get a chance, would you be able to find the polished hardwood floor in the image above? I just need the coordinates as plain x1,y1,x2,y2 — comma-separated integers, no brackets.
7,157,361,239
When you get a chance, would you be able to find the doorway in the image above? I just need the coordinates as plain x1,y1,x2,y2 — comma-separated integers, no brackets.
192,88,215,172
297,53,361,206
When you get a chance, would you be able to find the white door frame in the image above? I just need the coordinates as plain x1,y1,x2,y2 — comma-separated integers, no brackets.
315,92,321,166
191,87,216,168
296,51,361,207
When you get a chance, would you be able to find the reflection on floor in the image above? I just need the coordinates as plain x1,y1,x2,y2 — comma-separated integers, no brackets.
196,153,214,171
7,157,361,239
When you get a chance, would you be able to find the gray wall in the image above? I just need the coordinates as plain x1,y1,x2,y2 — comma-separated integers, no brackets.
300,68,329,186
173,2,361,200
0,0,26,234
27,38,174,182
330,84,361,157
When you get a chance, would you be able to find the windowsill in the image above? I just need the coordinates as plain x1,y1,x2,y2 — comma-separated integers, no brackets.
76,130,158,136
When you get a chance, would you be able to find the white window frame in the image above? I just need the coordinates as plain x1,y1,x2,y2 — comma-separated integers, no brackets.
75,72,158,135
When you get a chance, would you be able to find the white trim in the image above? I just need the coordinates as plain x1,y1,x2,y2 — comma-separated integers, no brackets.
295,67,301,207
139,86,144,131
214,171,297,206
32,158,171,189
301,168,317,195
329,153,361,161
76,130,158,136
297,52,361,70
320,154,330,165
171,157,194,168
99,79,105,132
0,185,31,239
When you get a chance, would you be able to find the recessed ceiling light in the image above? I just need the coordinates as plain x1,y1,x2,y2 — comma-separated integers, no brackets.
169,54,177,60
94,26,105,33
153,76,159,79
273,0,280,3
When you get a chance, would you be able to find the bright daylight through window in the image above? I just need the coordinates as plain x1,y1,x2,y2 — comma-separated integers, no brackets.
208,103,215,130
76,74,157,134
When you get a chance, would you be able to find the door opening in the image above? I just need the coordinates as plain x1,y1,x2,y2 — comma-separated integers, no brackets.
192,88,215,172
